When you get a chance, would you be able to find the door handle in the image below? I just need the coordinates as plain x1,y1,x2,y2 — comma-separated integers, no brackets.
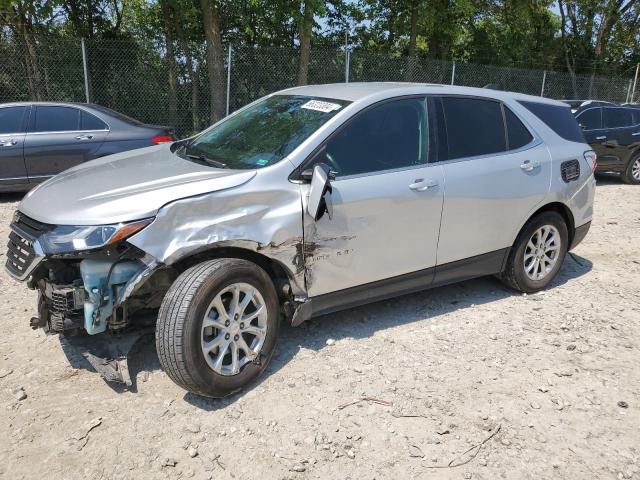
75,134,94,141
0,139,17,147
409,178,439,191
520,160,541,172
595,136,607,141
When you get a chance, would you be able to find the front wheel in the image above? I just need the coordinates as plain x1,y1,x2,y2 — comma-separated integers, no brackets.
156,259,280,398
622,155,640,185
501,212,568,293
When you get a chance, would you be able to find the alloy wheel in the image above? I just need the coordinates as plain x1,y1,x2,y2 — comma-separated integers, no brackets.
632,158,640,181
201,282,267,376
523,225,561,281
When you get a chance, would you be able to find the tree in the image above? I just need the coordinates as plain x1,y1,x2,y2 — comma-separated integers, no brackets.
200,0,225,122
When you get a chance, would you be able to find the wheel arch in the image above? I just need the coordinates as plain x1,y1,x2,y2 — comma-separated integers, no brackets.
515,202,575,247
169,244,303,301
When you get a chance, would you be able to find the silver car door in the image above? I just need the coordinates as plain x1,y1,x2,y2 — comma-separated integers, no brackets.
434,96,551,266
300,97,444,297
0,105,29,188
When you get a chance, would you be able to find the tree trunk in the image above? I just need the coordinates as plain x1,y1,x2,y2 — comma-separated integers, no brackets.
406,0,419,81
297,0,313,86
12,11,43,101
200,0,226,122
161,0,178,125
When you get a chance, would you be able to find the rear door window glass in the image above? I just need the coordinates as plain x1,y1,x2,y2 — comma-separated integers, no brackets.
324,98,427,177
440,97,506,160
519,101,585,143
603,108,632,128
0,106,27,134
33,106,80,132
576,108,602,130
81,111,108,130
504,107,533,150
632,109,640,125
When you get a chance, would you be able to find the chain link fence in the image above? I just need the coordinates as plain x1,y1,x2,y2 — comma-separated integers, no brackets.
1,34,636,138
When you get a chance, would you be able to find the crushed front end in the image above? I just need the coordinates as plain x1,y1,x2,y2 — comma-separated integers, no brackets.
5,212,169,385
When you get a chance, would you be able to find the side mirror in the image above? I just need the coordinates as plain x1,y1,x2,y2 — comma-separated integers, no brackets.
307,163,333,221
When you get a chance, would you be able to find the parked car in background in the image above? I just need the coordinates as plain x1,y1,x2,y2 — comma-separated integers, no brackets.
571,100,640,184
0,102,175,192
6,83,595,397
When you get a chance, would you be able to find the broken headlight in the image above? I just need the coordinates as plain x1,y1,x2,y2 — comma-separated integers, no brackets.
38,218,153,255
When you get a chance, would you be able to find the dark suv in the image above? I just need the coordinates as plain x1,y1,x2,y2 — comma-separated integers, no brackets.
573,101,640,184
0,102,175,192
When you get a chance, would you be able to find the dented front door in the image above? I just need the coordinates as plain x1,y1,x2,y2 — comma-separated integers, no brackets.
302,164,444,297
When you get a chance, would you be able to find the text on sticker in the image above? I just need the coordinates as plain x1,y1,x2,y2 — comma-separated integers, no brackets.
301,100,342,113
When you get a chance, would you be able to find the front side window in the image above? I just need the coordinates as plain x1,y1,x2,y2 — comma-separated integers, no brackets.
0,106,27,134
179,95,350,170
33,106,80,132
576,108,602,130
440,97,506,160
321,98,427,177
603,108,632,128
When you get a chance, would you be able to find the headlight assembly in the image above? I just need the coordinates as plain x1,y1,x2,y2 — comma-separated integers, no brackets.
37,218,153,255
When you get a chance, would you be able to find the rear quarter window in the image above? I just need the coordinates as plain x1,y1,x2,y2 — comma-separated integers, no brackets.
519,101,585,143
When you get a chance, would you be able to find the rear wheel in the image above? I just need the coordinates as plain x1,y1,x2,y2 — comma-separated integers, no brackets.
501,212,568,293
622,155,640,185
156,259,280,398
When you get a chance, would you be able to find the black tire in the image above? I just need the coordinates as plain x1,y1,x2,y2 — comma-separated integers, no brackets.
622,155,640,185
156,259,280,398
501,211,569,293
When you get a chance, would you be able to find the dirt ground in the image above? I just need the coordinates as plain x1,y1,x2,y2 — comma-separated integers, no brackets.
0,178,639,480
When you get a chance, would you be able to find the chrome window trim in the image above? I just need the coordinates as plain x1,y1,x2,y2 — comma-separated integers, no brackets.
578,106,639,131
431,137,544,167
25,129,110,136
30,104,111,134
434,95,543,164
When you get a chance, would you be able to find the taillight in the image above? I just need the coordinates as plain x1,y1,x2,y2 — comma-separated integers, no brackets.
152,135,174,144
583,150,597,172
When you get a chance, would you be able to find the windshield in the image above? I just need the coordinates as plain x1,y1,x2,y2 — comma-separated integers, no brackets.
178,95,350,169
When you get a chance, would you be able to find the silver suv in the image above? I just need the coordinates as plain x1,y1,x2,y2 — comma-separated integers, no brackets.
6,83,596,397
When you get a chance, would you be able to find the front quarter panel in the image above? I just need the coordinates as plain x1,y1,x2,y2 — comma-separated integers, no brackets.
127,160,306,294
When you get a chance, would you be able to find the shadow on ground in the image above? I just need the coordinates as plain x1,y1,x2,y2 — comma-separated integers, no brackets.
60,252,592,407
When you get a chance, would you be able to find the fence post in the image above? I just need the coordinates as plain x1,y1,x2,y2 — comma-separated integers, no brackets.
626,79,633,103
450,61,456,85
345,48,350,83
540,70,547,97
226,45,232,116
632,63,640,104
81,38,90,103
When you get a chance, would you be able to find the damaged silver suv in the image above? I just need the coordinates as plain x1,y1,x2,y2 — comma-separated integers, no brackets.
6,83,595,397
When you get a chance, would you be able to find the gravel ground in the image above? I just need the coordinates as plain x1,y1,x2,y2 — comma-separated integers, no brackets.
0,179,639,480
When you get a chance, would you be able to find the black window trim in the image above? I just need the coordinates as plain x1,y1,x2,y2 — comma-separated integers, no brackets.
432,94,541,165
599,106,637,130
26,104,110,135
575,107,604,131
0,104,31,135
289,94,431,183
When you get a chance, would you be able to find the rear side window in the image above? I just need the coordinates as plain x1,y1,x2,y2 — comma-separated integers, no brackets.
632,109,640,125
603,108,632,128
504,107,533,150
324,98,427,177
576,108,602,130
0,106,27,134
33,106,80,132
519,101,585,143
440,97,506,160
81,110,107,130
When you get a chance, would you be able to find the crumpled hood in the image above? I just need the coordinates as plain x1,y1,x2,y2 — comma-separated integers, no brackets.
19,144,256,225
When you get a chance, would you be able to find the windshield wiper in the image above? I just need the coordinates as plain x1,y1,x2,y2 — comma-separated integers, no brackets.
185,153,228,169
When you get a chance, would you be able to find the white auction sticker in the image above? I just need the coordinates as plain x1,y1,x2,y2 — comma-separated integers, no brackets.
301,100,342,113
